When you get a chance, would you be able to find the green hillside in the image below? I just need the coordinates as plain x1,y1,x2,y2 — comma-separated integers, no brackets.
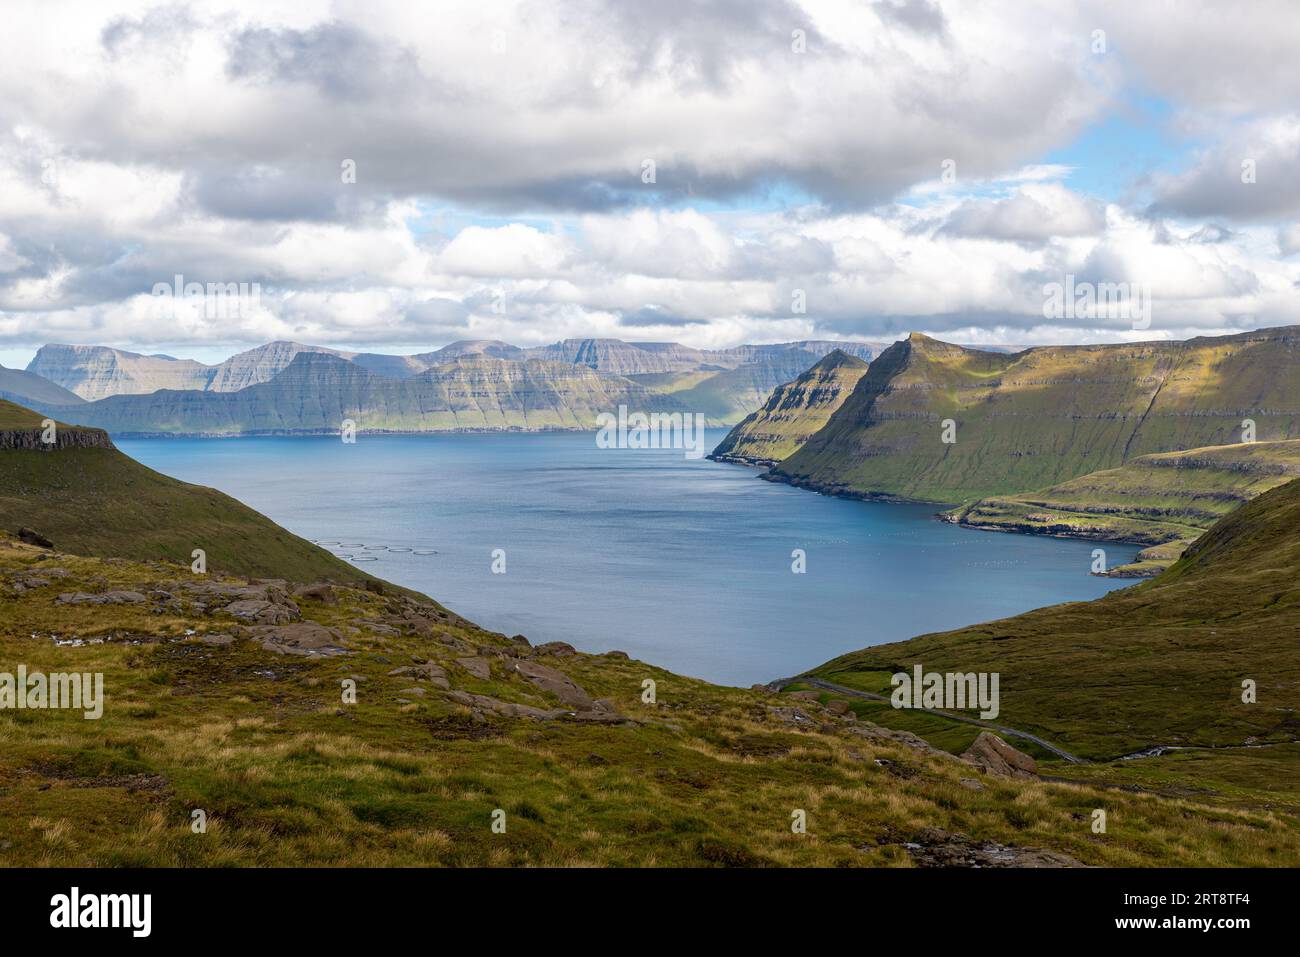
3,532,1295,866
807,476,1300,763
772,327,1300,504
711,350,870,465
0,399,374,584
945,439,1300,576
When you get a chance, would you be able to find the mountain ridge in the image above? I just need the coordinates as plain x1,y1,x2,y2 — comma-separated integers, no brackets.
769,326,1300,504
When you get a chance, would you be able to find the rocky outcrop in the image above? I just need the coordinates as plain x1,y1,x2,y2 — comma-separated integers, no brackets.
961,732,1039,779
0,426,115,450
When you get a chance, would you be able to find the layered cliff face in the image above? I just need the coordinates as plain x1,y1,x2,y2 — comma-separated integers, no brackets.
0,399,113,449
39,353,700,435
772,327,1300,503
27,337,886,423
710,350,871,465
28,344,215,399
28,341,348,399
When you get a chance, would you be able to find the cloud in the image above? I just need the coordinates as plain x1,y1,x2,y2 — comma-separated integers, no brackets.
0,0,1297,360
1148,117,1300,222
941,184,1106,242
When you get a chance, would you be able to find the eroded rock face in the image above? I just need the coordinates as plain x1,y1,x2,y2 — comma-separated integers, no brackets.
961,731,1038,779
250,622,347,657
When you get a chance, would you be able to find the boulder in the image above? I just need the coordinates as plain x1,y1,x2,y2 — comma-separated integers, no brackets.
533,641,576,657
56,590,146,605
250,622,347,657
224,599,296,625
292,583,337,604
17,527,54,549
960,732,1038,779
508,659,593,708
455,656,491,680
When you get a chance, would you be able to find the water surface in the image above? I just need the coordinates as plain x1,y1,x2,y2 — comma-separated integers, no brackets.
119,432,1139,686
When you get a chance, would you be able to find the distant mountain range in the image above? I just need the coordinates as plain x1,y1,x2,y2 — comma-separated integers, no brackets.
19,337,888,435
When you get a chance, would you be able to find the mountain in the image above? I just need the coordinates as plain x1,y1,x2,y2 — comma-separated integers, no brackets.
28,341,348,399
28,344,216,399
805,474,1300,763
0,398,373,582
710,350,871,466
944,439,1300,576
770,327,1300,504
35,352,698,435
0,363,85,408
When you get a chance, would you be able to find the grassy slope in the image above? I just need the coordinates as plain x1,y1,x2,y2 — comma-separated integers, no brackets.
2,538,1295,866
809,477,1300,765
945,439,1300,575
710,350,870,465
773,327,1300,504
0,400,373,584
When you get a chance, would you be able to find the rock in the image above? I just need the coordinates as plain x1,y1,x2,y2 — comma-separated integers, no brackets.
447,690,567,721
507,659,593,708
224,599,296,625
893,827,1081,868
399,687,426,697
827,699,853,715
533,641,576,657
510,634,531,647
767,706,816,727
455,656,491,680
250,622,347,657
56,590,147,605
604,650,630,660
292,583,337,604
17,527,54,549
434,633,476,654
961,732,1038,779
196,633,236,647
364,580,385,595
845,723,954,760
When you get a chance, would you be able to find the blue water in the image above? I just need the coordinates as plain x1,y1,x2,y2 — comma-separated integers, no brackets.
118,431,1140,686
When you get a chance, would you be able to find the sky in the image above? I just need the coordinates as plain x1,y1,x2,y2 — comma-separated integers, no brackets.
1,0,1298,368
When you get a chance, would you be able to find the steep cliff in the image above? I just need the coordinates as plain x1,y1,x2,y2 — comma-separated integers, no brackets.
36,353,701,435
771,327,1300,503
710,350,871,465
